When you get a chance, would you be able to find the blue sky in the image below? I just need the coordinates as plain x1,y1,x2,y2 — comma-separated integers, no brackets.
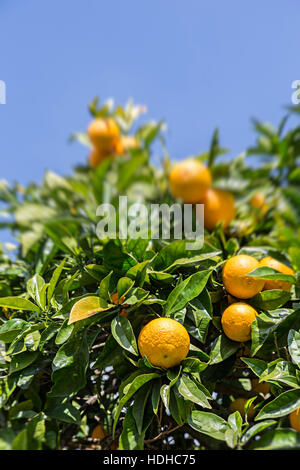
0,0,299,188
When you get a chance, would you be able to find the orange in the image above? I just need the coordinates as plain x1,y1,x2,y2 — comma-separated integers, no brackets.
221,302,258,342
260,256,294,292
251,379,270,395
88,118,120,150
89,147,110,168
290,408,300,432
229,398,256,420
121,135,140,151
222,255,265,299
92,424,107,440
250,193,267,215
169,158,211,203
138,317,190,369
202,188,235,231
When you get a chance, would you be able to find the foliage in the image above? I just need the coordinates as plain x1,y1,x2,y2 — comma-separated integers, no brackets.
0,98,299,450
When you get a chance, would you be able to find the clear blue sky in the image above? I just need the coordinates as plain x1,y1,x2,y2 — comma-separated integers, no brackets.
0,0,299,187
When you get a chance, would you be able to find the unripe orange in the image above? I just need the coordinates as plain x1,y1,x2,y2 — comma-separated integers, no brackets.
251,379,270,395
88,118,120,150
290,408,300,432
260,256,294,292
221,302,258,342
222,255,265,299
169,159,211,203
229,398,256,420
138,317,190,369
202,188,235,231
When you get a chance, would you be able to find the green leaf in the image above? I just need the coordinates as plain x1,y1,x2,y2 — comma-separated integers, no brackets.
288,329,300,368
241,420,276,445
188,410,229,441
113,373,161,436
164,270,211,317
111,314,138,356
0,297,40,312
247,266,296,283
126,260,149,287
0,319,29,343
9,351,39,374
46,400,81,424
50,330,89,396
27,274,47,310
177,374,212,408
117,277,135,300
132,385,151,434
249,289,291,310
119,407,145,450
251,308,300,356
255,389,300,420
99,271,113,301
241,357,267,377
47,258,66,304
151,379,161,415
250,429,300,450
260,359,298,388
210,335,240,365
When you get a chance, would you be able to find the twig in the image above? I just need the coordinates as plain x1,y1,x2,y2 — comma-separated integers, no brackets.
144,425,182,444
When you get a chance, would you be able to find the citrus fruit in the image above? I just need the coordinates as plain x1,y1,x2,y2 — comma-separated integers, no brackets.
91,424,106,440
121,135,140,151
222,254,265,299
138,317,190,369
202,188,235,231
260,256,294,292
169,158,211,203
290,408,300,432
89,147,110,168
250,192,267,215
88,118,120,150
221,302,258,342
251,379,270,394
229,398,256,420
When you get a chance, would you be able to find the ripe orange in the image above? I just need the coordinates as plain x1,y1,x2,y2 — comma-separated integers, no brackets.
289,408,300,432
169,159,211,204
88,118,120,150
229,398,256,420
91,424,107,440
221,302,258,342
222,255,265,299
260,256,294,292
89,147,110,168
138,317,190,369
250,193,267,214
202,188,235,231
251,379,270,395
121,135,140,151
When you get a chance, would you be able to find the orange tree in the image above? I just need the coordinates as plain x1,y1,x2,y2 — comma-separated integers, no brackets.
0,98,299,450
